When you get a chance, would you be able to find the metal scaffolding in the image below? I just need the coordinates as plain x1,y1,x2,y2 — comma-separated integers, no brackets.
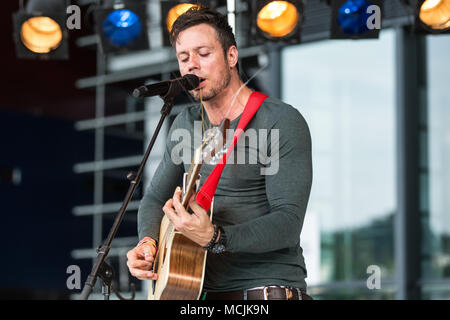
69,0,420,300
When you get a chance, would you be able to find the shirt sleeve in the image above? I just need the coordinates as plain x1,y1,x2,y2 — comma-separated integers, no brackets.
222,107,313,253
137,115,185,241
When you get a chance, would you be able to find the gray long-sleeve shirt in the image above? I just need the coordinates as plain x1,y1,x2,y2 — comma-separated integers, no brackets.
137,95,312,292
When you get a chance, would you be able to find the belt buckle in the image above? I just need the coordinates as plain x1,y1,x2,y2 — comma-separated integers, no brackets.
285,287,293,300
263,287,269,300
263,286,291,300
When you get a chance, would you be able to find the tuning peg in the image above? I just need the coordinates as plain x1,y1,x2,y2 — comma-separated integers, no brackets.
127,171,136,181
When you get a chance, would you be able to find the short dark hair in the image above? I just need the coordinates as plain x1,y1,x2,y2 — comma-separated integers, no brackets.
169,6,237,56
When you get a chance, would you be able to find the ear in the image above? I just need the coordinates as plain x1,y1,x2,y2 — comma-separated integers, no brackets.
226,45,239,69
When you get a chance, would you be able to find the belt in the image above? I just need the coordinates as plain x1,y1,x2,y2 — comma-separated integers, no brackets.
205,286,313,300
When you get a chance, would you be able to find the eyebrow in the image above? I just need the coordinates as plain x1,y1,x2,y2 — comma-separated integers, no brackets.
176,46,213,58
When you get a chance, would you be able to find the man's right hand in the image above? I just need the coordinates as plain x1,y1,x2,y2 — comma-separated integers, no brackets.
126,240,158,281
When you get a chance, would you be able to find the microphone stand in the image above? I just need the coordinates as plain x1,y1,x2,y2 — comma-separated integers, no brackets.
79,88,178,300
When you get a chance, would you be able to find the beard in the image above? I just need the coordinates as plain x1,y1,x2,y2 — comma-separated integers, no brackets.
190,67,232,101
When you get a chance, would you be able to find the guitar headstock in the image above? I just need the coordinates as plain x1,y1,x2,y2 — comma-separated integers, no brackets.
193,118,230,165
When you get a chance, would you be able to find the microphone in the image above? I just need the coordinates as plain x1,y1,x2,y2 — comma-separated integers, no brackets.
133,74,200,98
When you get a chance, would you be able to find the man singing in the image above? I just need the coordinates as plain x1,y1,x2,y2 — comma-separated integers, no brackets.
126,6,313,300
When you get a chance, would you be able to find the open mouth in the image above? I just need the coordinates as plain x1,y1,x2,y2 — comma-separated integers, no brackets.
197,77,206,88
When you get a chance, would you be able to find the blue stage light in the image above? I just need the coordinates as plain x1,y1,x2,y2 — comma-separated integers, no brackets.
337,0,372,35
103,9,142,47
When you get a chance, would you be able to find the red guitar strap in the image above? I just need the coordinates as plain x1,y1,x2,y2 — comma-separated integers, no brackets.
195,91,268,212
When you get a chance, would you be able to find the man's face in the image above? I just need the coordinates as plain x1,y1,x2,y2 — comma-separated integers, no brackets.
175,23,231,101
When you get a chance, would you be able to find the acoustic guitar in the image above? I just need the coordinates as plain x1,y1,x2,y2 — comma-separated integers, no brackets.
148,119,229,300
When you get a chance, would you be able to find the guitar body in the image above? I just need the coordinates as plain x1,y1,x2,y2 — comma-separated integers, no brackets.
148,215,208,300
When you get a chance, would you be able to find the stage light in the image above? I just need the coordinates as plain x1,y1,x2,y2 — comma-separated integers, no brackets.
252,0,303,43
257,1,299,38
103,9,142,47
166,3,201,33
337,0,372,35
160,1,207,47
329,0,384,39
20,16,63,54
95,1,149,54
12,0,69,59
418,0,450,32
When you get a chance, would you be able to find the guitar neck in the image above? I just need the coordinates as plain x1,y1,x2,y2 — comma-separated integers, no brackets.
181,162,202,210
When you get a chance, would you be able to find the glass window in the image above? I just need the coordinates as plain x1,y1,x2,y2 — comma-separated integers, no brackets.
421,34,450,286
281,29,397,295
308,284,396,300
421,283,450,300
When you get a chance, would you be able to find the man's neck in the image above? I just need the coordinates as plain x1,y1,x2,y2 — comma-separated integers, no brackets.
202,75,253,125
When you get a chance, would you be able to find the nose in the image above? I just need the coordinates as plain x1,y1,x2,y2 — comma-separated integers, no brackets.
186,55,200,73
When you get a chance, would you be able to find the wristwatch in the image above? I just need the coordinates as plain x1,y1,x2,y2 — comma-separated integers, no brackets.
210,226,226,254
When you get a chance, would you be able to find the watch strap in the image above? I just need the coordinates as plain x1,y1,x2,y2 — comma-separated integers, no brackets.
203,224,219,251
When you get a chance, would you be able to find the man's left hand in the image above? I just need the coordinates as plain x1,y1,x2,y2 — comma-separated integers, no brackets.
162,187,214,247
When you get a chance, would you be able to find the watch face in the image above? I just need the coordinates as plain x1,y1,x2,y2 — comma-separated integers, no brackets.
212,243,226,254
